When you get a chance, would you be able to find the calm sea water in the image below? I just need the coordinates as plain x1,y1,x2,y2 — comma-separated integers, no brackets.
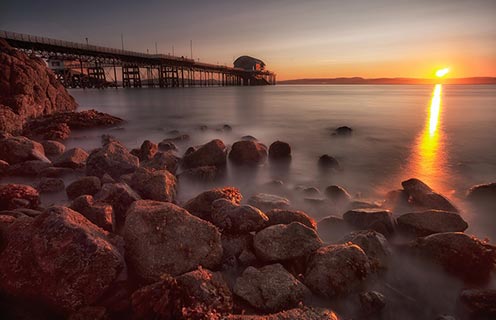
68,84,496,237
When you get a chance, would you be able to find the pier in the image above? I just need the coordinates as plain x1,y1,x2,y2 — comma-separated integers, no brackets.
0,30,276,89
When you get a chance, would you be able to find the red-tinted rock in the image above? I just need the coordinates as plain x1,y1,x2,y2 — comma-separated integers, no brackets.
86,141,139,179
211,198,268,233
36,177,65,193
397,210,468,237
268,141,291,160
343,208,396,237
70,195,114,232
183,187,242,221
94,182,141,225
53,147,89,169
182,139,227,169
66,176,102,200
129,167,177,202
0,184,40,210
226,307,341,320
402,178,458,212
141,151,180,173
229,140,267,166
264,209,316,229
0,135,49,164
248,193,290,211
42,140,66,158
7,159,52,176
135,140,158,162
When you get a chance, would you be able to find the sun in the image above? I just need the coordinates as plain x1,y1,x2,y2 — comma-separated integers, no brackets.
435,68,450,78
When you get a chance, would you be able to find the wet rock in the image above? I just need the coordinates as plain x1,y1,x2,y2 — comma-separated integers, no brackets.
233,263,310,312
458,289,496,319
248,193,290,211
0,206,124,312
359,291,386,316
304,244,370,298
339,230,391,270
54,147,89,169
135,140,158,162
7,159,52,176
226,306,341,319
211,199,268,233
317,215,354,243
333,126,353,136
182,139,227,169
0,184,40,210
318,154,340,170
254,222,322,262
229,140,268,165
325,185,351,204
123,200,223,281
141,151,180,173
94,182,141,225
343,208,396,237
157,140,178,152
86,141,139,179
269,141,291,160
42,140,66,158
401,178,458,212
409,232,496,284
183,187,242,221
0,135,49,164
129,167,177,202
397,210,468,237
36,177,65,193
179,165,222,182
264,209,316,229
70,195,114,232
66,176,102,200
466,182,496,207
0,38,77,133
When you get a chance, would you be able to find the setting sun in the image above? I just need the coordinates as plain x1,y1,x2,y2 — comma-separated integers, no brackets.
436,68,450,78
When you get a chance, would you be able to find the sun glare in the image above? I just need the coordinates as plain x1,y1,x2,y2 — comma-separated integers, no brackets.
435,68,450,78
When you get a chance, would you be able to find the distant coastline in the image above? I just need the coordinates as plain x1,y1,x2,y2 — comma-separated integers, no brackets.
277,77,496,85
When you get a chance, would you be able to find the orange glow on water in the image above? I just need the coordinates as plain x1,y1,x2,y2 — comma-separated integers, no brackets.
429,84,442,136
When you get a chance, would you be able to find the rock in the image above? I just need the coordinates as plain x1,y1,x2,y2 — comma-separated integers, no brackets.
38,166,74,178
229,140,267,165
70,195,114,232
397,210,468,237
179,165,222,182
0,206,124,312
304,244,370,298
458,289,496,318
0,159,9,176
94,182,141,225
36,177,65,193
466,182,496,207
222,233,253,261
100,173,115,184
348,200,382,210
343,208,396,237
0,184,40,210
0,214,16,251
123,200,223,281
325,185,351,203
183,187,242,221
0,135,50,164
42,140,66,158
157,140,178,152
226,307,341,319
68,306,109,320
129,167,177,202
248,193,290,211
222,124,232,131
299,186,320,196
0,38,77,134
141,151,180,173
86,141,139,179
53,147,89,169
26,121,71,141
66,176,102,200
317,215,354,243
7,159,51,176
254,222,322,262
339,230,391,270
269,141,291,160
135,140,158,162
383,189,410,210
333,126,353,136
233,264,310,312
359,291,386,316
211,199,268,233
130,275,180,319
264,209,316,229
409,232,496,284
318,154,340,170
401,178,458,212
182,139,227,169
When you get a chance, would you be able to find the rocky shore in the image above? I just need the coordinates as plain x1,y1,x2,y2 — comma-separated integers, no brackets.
1,39,495,320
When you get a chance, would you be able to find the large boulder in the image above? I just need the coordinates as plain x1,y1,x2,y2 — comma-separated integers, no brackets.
86,141,139,179
0,135,49,164
338,230,392,270
0,184,40,210
182,139,227,169
304,244,370,298
466,182,496,208
401,178,458,212
53,147,89,169
317,215,354,243
396,210,468,237
123,200,223,281
66,176,102,200
458,289,496,319
343,208,396,237
211,198,268,233
0,206,124,312
129,167,177,202
0,38,77,134
268,141,291,160
253,222,322,262
248,193,291,211
229,140,267,165
41,140,65,158
94,182,141,225
408,232,496,284
7,159,51,176
141,151,180,173
233,263,310,312
264,209,316,230
70,195,114,232
183,187,242,221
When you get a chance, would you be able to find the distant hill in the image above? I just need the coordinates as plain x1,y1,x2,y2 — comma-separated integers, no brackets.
277,77,496,85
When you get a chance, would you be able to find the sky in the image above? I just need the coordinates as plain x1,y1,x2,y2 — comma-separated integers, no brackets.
1,0,495,80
